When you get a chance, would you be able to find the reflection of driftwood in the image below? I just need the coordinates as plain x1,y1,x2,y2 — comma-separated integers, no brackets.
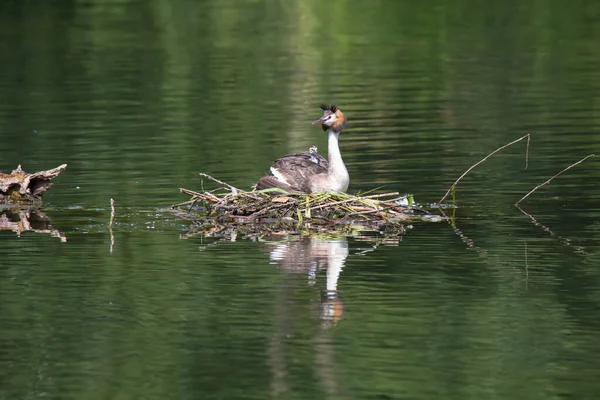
0,164,67,203
0,208,66,242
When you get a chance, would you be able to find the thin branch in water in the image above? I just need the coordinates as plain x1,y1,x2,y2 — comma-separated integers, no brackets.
109,198,115,254
438,133,531,205
172,199,195,207
188,198,200,212
515,154,595,205
109,198,115,227
525,133,531,169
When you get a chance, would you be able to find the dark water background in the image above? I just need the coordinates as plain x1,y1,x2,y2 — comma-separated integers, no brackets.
1,1,600,399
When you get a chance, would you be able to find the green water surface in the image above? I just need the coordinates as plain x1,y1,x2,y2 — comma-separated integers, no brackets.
1,1,600,399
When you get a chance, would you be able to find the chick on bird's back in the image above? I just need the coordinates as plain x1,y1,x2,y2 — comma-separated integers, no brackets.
255,105,349,193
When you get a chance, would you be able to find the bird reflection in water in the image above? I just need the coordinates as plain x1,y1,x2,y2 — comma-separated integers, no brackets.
259,234,349,398
264,234,348,326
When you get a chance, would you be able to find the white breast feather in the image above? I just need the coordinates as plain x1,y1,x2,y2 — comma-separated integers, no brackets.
270,167,289,185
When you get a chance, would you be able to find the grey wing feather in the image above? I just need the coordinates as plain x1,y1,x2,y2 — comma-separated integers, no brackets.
255,151,328,192
272,152,328,171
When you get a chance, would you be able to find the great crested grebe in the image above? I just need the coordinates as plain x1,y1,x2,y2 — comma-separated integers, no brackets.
255,104,349,193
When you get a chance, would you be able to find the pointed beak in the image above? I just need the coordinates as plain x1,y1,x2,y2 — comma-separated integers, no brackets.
312,116,327,125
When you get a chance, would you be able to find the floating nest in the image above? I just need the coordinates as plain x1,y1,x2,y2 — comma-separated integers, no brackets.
173,173,437,237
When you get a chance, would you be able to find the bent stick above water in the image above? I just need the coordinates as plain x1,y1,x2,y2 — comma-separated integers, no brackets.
438,133,531,205
515,154,595,205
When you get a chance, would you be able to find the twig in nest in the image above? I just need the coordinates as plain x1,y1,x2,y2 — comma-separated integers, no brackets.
346,207,390,217
515,154,595,205
179,188,220,203
310,192,399,211
180,188,203,197
199,173,240,194
438,133,531,204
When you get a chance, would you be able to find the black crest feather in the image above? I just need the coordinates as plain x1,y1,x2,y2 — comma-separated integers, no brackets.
319,104,338,112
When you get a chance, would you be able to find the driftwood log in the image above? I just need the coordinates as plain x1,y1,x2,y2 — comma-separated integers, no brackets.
0,164,67,203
